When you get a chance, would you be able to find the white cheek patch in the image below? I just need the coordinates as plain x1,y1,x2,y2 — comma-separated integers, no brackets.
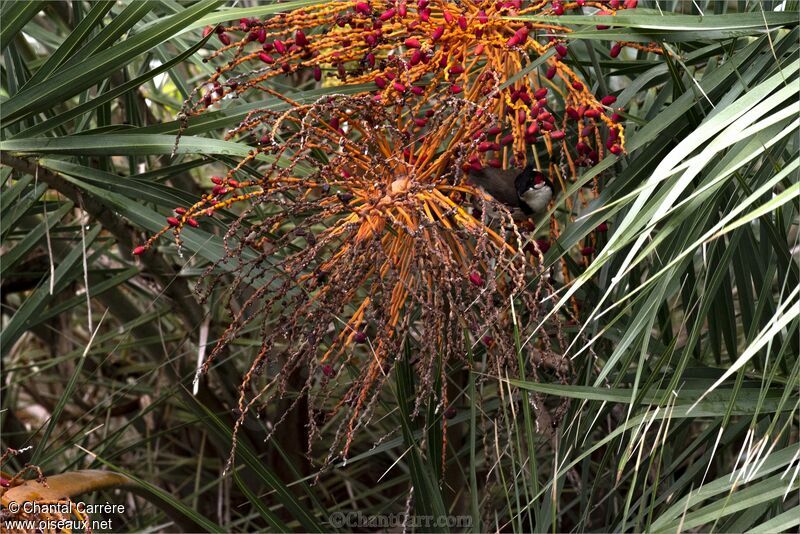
520,186,552,214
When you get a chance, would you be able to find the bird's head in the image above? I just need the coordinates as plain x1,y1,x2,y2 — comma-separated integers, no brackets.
515,166,551,197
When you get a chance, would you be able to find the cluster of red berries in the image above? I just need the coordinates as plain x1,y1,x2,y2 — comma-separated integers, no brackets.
184,0,644,176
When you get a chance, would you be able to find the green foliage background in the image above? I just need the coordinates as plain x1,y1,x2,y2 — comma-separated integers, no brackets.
1,1,797,532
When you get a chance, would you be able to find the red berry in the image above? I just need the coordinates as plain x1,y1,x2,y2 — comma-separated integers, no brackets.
556,44,568,57
546,65,557,79
258,52,274,64
572,81,584,90
458,15,467,30
404,37,421,49
175,207,187,215
295,30,309,46
596,222,609,233
393,81,406,93
354,331,368,344
610,145,623,155
469,271,484,287
355,2,371,15
450,84,463,94
167,217,180,227
581,246,595,256
566,107,580,120
218,33,230,46
374,76,387,89
550,130,565,140
432,26,445,41
322,364,334,377
211,176,223,185
481,335,494,347
379,8,396,21
534,87,548,99
187,218,199,228
273,40,286,54
601,95,617,106
133,246,146,255
610,43,622,58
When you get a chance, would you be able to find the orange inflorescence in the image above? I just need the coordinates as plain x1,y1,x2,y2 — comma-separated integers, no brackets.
145,96,571,462
135,0,661,462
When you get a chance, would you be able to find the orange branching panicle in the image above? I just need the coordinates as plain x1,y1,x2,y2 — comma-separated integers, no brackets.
145,96,570,462
135,0,658,463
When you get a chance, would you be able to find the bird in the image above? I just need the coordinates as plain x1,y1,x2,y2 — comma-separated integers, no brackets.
467,165,556,221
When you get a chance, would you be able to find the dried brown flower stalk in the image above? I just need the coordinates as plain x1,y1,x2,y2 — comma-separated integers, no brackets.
133,0,663,464
142,95,573,464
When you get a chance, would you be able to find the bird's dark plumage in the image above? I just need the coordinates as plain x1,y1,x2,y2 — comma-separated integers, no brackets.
467,165,555,218
467,166,526,209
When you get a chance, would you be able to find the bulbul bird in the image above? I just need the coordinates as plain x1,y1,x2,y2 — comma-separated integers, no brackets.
467,165,556,221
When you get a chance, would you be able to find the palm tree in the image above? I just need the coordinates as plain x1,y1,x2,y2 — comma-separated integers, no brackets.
1,1,797,531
